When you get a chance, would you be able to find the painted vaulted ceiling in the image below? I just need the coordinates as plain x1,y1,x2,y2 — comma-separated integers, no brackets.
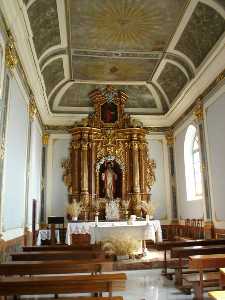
22,0,225,118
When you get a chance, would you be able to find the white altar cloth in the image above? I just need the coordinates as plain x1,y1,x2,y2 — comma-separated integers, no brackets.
66,220,162,245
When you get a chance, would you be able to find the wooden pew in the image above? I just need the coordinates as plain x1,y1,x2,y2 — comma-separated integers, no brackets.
22,244,99,252
219,267,225,289
171,245,225,286
0,260,113,276
11,250,105,261
0,273,127,297
156,239,225,278
51,297,123,300
187,254,225,300
208,291,225,300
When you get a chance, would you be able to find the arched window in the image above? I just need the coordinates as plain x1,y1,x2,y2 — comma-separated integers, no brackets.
184,125,203,201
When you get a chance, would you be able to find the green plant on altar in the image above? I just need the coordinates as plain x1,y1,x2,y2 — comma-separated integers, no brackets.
102,237,139,256
66,199,83,219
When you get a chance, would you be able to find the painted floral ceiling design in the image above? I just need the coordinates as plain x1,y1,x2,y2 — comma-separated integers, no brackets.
23,0,225,115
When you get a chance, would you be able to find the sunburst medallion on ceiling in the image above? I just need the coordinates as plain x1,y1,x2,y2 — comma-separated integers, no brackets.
69,0,188,52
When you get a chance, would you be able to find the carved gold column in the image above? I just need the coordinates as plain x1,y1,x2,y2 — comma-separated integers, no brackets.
139,137,145,201
72,134,80,197
80,133,89,218
131,134,141,214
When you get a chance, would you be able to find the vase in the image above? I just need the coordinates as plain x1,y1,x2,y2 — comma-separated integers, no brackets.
72,216,78,221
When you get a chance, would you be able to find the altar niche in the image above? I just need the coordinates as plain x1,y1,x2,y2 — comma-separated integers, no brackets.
99,160,122,200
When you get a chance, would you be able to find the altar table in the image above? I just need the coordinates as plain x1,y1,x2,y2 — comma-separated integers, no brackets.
65,220,162,245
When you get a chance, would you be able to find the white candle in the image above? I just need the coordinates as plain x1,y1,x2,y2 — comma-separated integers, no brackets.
95,215,99,226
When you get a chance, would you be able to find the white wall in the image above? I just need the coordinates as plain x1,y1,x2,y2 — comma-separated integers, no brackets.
27,119,42,225
174,118,205,219
46,135,70,219
2,76,29,231
205,85,225,228
148,135,171,222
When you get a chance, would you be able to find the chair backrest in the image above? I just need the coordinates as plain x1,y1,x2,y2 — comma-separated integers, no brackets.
71,233,91,247
48,216,65,245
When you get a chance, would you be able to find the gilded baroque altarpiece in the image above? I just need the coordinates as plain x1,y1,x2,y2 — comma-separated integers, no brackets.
62,86,156,219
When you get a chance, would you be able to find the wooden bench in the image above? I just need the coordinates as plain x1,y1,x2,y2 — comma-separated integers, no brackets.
219,267,225,289
208,291,225,300
183,272,219,299
187,254,225,300
51,298,123,300
156,239,225,279
22,245,99,251
11,250,105,261
0,273,127,297
0,260,113,276
171,245,225,285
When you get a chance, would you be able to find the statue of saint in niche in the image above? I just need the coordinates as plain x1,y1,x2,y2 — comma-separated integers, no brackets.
100,161,122,200
101,102,118,123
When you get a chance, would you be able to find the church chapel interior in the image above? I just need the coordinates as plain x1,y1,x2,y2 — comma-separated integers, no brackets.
0,0,225,299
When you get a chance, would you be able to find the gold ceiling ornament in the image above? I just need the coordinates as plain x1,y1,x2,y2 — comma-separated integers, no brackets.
165,128,174,145
29,97,37,120
42,133,49,145
193,98,204,121
5,31,18,69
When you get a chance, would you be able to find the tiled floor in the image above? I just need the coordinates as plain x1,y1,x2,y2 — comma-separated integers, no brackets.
113,269,211,300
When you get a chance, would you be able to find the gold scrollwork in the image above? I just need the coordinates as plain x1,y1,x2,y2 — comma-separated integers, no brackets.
5,32,18,69
145,158,156,188
42,133,49,145
165,128,174,145
193,98,204,122
29,97,37,120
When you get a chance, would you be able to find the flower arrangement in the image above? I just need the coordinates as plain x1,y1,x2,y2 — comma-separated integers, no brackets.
102,237,139,256
67,199,83,219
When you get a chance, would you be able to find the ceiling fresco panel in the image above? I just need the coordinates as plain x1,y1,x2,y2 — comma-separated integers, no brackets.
69,0,188,52
72,56,158,81
42,58,64,96
59,83,158,110
175,2,225,68
27,0,61,58
157,62,188,104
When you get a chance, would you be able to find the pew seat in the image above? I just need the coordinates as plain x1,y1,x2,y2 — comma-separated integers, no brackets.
0,273,127,297
208,291,225,300
11,250,105,261
0,260,113,276
50,296,123,300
